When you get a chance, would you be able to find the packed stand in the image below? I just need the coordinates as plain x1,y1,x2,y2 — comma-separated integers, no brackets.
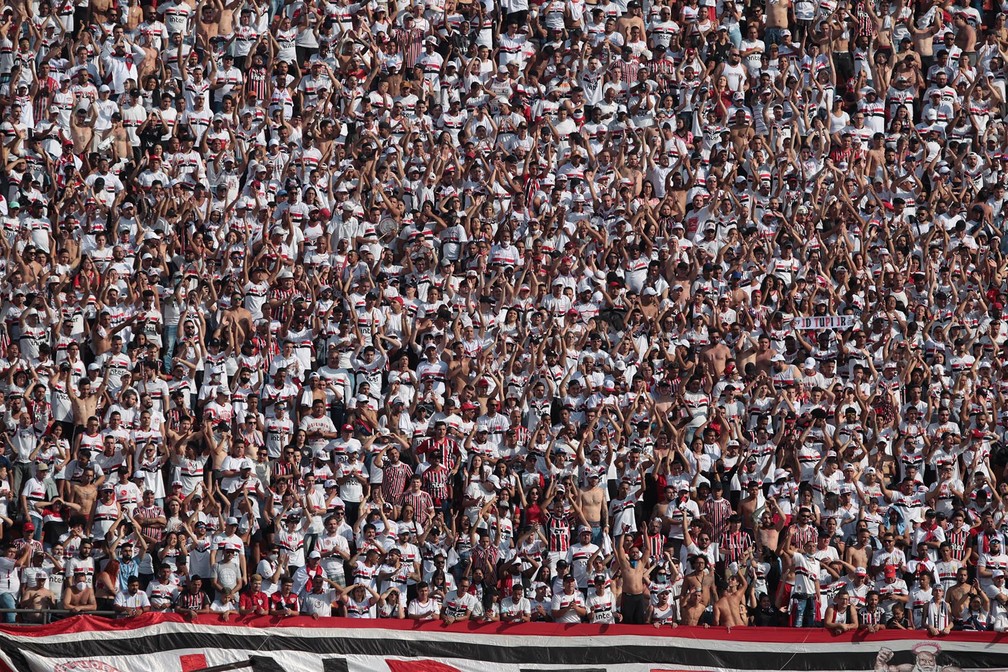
0,0,1007,632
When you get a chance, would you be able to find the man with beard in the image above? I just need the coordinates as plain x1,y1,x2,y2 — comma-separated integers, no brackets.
873,643,963,672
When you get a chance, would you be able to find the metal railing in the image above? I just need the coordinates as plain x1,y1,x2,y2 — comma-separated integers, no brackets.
0,608,117,624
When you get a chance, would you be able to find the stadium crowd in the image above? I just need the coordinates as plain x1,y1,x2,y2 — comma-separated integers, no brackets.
0,0,1005,633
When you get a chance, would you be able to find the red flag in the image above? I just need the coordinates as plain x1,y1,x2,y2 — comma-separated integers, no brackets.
179,654,208,672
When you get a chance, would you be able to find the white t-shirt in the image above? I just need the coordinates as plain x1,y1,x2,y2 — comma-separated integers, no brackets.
442,589,479,619
550,589,586,623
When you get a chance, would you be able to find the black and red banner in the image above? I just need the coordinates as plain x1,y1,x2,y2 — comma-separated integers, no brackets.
0,615,1005,672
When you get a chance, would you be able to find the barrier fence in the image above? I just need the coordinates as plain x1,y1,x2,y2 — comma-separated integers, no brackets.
0,609,116,625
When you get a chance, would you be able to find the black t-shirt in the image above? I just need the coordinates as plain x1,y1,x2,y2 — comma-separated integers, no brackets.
886,612,911,629
749,605,779,626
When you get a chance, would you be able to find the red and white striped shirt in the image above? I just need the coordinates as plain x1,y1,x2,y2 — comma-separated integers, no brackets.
545,511,572,554
420,463,451,504
381,461,414,505
702,497,733,539
789,523,818,549
719,529,754,565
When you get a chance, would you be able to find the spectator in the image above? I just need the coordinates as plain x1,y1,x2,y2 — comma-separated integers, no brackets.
211,545,244,605
239,574,270,617
341,583,380,619
19,571,56,623
301,574,340,619
407,582,440,622
552,574,588,623
269,576,299,617
175,576,211,619
441,575,478,624
113,575,150,618
146,563,180,612
63,570,97,615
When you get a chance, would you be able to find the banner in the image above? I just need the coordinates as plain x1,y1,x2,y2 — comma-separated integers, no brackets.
1,615,1007,672
792,315,858,330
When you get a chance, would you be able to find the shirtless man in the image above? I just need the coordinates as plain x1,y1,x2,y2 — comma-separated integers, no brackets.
946,567,974,620
70,108,96,155
666,172,692,220
136,34,160,80
864,134,886,178
844,525,874,571
907,15,941,73
220,291,253,345
703,332,731,378
952,14,975,56
66,367,107,429
728,111,755,157
616,529,651,625
63,570,97,614
196,0,222,43
764,0,790,45
216,0,239,37
823,8,854,81
578,474,606,542
109,115,131,161
680,555,717,625
90,0,117,25
68,466,98,525
618,151,644,197
752,336,775,377
681,564,713,624
713,572,749,630
639,290,660,322
615,0,645,41
20,572,57,622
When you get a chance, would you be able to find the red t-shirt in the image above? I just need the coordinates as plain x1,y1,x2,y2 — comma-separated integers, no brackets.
240,590,269,614
270,591,299,614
